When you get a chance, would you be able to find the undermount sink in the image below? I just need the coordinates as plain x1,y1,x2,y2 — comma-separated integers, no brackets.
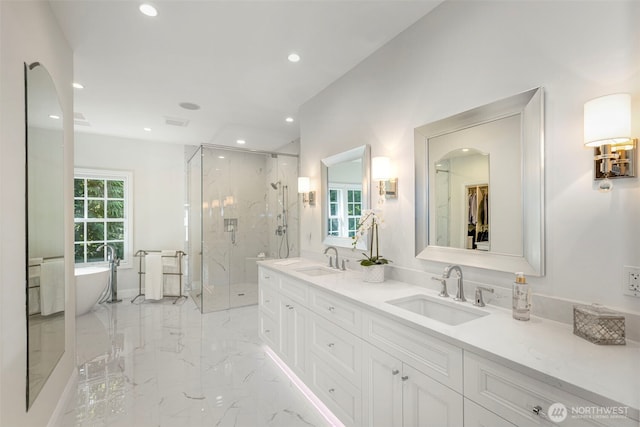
295,266,341,277
386,294,488,326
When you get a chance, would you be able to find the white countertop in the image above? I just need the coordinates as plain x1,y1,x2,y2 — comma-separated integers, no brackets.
260,258,640,419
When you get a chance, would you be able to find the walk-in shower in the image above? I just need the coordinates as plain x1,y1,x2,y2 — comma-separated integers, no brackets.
186,145,299,313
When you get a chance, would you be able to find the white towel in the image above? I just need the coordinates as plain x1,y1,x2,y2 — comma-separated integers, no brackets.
145,253,164,300
40,259,65,315
161,250,179,268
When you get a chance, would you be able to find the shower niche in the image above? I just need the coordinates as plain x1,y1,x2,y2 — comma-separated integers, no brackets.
186,146,299,313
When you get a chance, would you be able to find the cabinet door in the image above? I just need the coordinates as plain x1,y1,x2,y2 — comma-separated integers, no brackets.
362,343,402,427
464,398,516,427
402,364,464,427
280,296,308,378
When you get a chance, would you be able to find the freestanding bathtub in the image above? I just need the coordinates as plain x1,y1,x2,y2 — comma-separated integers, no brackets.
75,266,110,316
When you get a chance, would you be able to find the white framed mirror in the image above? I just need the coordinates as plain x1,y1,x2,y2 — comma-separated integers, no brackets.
415,87,544,276
321,145,371,249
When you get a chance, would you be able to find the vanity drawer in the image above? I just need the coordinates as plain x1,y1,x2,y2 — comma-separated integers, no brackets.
309,352,362,427
309,288,362,335
309,313,362,384
464,352,637,427
258,266,279,289
280,275,309,305
258,282,279,318
258,310,279,351
363,312,463,393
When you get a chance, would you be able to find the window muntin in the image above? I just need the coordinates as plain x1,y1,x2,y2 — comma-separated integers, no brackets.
74,170,132,266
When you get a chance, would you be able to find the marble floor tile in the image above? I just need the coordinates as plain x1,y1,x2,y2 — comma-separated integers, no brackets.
60,298,331,427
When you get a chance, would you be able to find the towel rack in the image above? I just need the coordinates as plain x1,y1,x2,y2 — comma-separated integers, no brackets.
132,250,187,304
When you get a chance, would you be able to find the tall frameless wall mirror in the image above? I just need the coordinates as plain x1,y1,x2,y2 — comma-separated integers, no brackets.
321,144,371,250
25,62,66,408
415,87,544,276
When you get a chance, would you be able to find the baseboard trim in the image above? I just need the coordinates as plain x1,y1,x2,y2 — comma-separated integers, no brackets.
47,367,78,427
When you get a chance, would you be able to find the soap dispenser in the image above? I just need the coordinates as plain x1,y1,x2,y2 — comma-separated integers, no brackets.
512,272,531,321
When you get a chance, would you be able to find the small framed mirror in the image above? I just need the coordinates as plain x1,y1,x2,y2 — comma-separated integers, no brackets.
415,88,544,276
321,145,371,249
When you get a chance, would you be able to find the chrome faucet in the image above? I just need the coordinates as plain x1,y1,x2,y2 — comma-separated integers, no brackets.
443,265,466,302
323,246,339,269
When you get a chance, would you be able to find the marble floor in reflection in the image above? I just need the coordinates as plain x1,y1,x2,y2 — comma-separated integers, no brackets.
60,298,330,427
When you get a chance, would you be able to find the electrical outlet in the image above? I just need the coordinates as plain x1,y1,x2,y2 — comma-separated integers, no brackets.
623,266,640,297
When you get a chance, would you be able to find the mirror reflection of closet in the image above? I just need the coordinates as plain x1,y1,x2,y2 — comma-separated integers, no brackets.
434,148,489,251
25,62,65,409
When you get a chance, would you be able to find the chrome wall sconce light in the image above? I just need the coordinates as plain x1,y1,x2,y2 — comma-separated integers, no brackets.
584,93,636,192
298,176,315,206
372,156,398,199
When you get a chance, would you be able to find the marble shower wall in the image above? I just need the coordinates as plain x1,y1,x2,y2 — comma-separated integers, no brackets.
266,154,300,260
198,148,299,312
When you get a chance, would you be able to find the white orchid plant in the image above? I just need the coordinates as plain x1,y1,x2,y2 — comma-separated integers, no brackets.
352,209,391,266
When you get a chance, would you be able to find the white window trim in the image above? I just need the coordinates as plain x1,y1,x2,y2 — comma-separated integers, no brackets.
74,168,133,269
328,183,362,238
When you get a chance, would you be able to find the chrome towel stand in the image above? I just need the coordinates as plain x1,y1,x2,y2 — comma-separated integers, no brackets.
132,250,187,304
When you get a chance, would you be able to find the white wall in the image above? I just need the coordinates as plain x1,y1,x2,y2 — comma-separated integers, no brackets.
0,1,75,426
75,133,185,295
299,1,640,315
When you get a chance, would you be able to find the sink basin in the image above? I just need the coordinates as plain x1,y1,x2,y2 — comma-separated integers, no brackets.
386,294,488,326
295,267,341,277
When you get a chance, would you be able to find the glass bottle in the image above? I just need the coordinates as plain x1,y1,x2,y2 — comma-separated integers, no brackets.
512,272,531,321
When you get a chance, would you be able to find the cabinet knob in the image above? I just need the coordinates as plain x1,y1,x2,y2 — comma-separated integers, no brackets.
328,306,335,312
329,388,335,393
401,376,409,381
285,304,291,308
327,343,335,348
264,275,270,279
265,329,270,333
391,369,400,375
288,306,294,310
532,405,551,421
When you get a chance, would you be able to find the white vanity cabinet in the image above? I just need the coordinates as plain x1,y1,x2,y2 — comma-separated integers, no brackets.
279,294,309,378
464,398,516,427
464,352,637,427
362,342,463,427
258,265,637,427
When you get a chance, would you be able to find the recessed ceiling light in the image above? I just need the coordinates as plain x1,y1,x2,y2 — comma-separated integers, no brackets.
139,3,158,17
179,102,200,110
72,82,84,89
461,148,470,152
287,53,301,63
143,127,152,132
218,156,225,159
48,114,60,120
285,117,294,123
236,139,246,145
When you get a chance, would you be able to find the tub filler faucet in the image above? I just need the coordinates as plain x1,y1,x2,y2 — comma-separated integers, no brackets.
98,244,122,303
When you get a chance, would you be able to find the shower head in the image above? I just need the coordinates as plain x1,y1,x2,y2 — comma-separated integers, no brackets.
270,182,280,190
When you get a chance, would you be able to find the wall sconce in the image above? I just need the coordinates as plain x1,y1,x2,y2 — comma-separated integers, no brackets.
372,156,398,198
584,93,636,191
298,176,315,206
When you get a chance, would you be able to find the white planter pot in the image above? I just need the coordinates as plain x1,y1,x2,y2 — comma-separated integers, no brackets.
362,264,385,283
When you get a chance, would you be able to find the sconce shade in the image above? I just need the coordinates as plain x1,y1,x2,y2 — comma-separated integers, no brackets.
584,93,631,147
297,176,310,193
372,156,392,181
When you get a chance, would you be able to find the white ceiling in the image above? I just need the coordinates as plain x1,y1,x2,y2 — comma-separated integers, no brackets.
50,0,441,151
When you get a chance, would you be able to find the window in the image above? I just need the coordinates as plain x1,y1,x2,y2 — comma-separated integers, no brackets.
326,184,362,238
74,169,132,266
